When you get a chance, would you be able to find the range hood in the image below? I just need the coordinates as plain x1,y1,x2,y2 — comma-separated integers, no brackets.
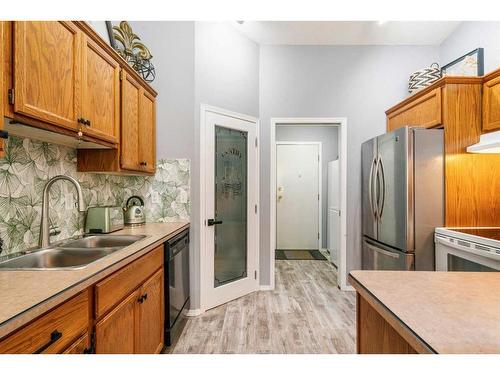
467,130,500,153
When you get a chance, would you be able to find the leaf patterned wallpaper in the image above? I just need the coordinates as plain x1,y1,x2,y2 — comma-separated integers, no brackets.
0,136,190,255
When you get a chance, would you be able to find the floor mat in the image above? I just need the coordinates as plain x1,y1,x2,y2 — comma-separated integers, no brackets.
275,249,327,261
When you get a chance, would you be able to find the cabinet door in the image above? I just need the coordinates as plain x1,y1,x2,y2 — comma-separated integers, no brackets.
138,90,156,173
483,75,500,132
120,71,141,171
81,35,120,143
136,268,164,354
95,291,137,354
13,21,81,131
62,333,90,354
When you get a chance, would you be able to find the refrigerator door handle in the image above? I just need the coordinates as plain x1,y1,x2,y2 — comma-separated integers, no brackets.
365,240,400,259
368,157,378,219
377,155,386,219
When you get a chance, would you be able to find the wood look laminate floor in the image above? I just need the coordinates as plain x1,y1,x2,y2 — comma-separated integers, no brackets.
170,260,356,354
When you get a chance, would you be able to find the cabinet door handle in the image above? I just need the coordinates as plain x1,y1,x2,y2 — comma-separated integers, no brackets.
77,117,86,125
85,119,91,127
34,330,63,354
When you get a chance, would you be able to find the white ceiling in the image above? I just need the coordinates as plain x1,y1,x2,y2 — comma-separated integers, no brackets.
232,21,461,46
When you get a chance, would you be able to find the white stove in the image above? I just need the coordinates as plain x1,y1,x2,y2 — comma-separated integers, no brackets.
435,228,500,272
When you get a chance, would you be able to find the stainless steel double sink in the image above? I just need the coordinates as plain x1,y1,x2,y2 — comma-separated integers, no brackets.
0,235,147,270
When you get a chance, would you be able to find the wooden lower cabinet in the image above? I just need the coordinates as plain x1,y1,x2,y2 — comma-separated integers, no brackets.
95,291,138,354
357,294,417,354
136,269,164,354
95,268,164,354
0,291,90,354
63,333,91,354
0,249,165,354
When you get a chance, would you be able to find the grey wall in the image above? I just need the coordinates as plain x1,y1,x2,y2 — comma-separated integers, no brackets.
192,22,260,309
439,22,500,75
276,125,339,248
259,45,439,286
129,21,195,160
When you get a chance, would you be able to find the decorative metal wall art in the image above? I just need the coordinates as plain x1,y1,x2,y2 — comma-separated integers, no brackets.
109,21,156,83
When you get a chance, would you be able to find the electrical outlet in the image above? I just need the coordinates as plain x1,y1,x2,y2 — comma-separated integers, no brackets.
65,193,74,210
152,191,160,204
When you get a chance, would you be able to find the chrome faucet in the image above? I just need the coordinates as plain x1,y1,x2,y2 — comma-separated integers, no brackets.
39,175,86,248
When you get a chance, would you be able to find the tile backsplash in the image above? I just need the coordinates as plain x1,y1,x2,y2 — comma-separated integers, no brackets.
0,136,190,255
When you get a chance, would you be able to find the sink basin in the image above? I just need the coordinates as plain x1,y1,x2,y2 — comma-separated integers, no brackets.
0,248,120,269
0,234,147,270
59,235,146,249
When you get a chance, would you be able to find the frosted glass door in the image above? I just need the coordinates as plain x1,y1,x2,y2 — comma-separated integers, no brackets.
214,126,248,287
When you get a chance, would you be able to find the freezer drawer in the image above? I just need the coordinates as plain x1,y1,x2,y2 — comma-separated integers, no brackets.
362,237,414,271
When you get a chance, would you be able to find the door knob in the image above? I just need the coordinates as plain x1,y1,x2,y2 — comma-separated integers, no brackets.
207,219,223,226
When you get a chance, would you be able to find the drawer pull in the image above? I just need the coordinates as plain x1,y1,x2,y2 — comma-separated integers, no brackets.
137,293,148,304
34,330,62,354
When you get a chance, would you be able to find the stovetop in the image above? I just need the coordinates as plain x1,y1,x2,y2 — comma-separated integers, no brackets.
449,228,500,241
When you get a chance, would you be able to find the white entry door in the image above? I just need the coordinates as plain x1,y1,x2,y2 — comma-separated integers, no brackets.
202,107,259,311
276,142,321,250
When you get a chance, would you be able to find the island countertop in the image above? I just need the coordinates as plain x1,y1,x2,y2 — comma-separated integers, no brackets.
0,221,189,340
349,270,500,354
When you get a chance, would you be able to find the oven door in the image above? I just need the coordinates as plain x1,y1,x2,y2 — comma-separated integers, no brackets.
435,235,500,272
362,237,414,271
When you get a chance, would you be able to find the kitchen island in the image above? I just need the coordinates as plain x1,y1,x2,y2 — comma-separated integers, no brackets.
349,270,500,354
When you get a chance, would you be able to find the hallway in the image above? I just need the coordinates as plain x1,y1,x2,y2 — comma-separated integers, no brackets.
170,260,356,354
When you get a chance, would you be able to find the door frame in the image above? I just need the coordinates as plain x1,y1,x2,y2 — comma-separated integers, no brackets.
199,104,260,312
270,118,351,291
275,141,322,251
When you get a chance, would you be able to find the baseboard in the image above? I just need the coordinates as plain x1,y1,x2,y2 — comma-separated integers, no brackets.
340,285,355,292
185,309,203,317
260,284,274,291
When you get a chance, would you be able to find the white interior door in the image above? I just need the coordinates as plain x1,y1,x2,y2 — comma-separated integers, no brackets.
276,142,321,250
203,109,259,310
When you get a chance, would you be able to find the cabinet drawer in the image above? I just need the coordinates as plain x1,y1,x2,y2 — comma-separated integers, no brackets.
95,245,163,319
482,74,500,132
0,291,90,354
387,88,442,131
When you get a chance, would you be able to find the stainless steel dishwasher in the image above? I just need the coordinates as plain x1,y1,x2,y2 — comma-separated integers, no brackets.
164,228,190,347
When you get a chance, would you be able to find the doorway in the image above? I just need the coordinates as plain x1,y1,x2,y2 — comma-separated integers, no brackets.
270,118,349,290
200,105,260,312
276,142,322,251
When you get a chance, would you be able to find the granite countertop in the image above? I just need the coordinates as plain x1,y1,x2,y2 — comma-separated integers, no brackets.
349,270,500,354
0,221,189,340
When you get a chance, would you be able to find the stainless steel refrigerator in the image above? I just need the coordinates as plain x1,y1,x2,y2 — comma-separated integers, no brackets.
361,126,444,271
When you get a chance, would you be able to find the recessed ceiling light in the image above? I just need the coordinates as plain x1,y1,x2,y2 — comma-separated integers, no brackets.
236,21,244,25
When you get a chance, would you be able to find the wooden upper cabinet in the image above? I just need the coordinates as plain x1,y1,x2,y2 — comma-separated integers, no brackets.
482,71,500,132
81,35,120,143
386,87,442,131
139,90,156,173
13,21,82,131
121,71,141,171
120,71,157,173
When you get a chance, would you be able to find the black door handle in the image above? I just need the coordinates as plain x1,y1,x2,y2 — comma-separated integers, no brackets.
207,219,223,226
34,330,63,354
